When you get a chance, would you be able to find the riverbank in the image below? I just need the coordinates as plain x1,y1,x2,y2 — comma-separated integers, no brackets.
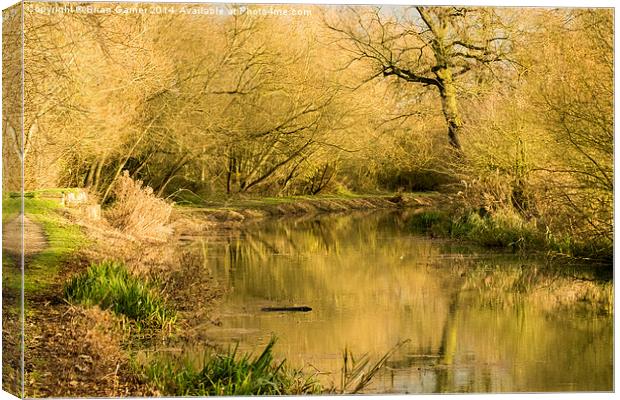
173,193,437,228
5,189,611,396
406,208,613,264
177,192,612,264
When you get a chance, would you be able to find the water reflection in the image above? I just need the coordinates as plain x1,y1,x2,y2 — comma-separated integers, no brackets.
183,211,612,393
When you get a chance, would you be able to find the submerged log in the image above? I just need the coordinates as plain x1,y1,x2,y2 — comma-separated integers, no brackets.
261,306,312,312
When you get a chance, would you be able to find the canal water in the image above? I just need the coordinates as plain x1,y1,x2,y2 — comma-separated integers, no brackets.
180,210,613,393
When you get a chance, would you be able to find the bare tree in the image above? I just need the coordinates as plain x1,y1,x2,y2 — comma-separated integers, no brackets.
326,6,513,150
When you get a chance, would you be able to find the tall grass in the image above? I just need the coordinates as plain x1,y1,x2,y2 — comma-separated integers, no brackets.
410,206,612,260
340,340,409,394
64,261,176,330
140,338,409,396
409,209,546,251
142,338,322,396
452,209,541,249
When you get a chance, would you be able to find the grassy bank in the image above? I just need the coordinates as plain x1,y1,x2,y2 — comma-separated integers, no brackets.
407,209,611,261
174,192,437,228
2,197,87,293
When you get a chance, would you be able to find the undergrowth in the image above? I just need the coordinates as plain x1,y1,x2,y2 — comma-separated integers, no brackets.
106,172,173,241
407,208,608,260
64,261,176,331
141,338,322,396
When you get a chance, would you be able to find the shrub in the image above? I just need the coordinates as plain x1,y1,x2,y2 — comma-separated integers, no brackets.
64,261,176,330
106,171,173,241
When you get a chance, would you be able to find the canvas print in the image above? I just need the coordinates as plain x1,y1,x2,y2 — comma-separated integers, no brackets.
1,1,613,397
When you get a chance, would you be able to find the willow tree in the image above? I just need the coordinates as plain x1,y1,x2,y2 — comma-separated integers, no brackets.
326,6,513,151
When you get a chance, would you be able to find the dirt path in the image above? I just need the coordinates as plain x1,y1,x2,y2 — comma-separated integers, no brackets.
3,212,149,397
2,214,48,257
2,214,48,396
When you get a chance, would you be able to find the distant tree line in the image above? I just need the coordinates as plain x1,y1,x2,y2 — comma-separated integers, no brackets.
3,6,612,253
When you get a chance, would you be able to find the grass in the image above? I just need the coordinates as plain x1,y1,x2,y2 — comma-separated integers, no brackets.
28,199,86,292
140,338,409,396
2,196,21,221
409,209,550,252
2,197,88,293
64,261,176,330
8,188,82,198
142,338,322,396
409,208,613,264
451,210,541,249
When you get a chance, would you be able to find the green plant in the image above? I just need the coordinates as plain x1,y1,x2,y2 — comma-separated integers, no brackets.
408,210,451,237
143,338,322,396
64,261,176,330
340,340,409,394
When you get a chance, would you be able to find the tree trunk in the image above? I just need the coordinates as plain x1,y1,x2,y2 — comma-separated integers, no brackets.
437,68,463,151
91,156,106,193
84,161,97,188
156,154,191,196
226,156,235,194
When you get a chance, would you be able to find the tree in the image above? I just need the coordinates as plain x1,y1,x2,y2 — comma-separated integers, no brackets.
530,9,613,248
326,6,513,151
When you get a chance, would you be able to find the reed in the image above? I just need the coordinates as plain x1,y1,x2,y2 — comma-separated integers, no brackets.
339,340,409,394
142,338,322,396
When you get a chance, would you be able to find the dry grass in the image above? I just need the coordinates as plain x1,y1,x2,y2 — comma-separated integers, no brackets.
105,172,173,241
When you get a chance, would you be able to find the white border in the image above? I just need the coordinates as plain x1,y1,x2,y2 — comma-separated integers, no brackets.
0,0,616,399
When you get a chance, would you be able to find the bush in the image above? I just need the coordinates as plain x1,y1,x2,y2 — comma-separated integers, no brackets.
106,172,173,241
64,261,176,330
